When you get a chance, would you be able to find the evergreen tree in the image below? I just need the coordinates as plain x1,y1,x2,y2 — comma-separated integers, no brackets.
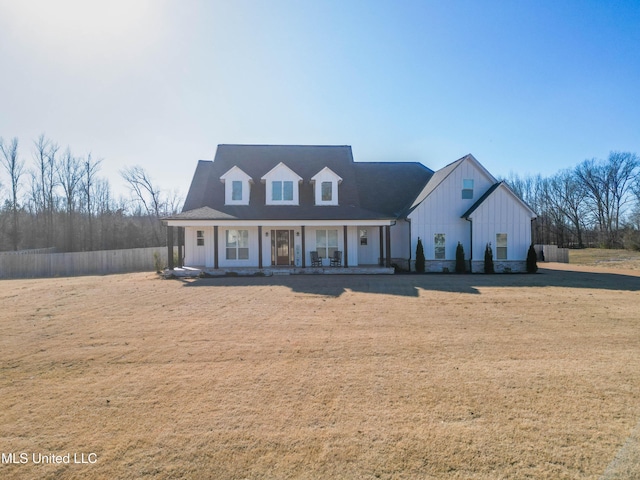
526,244,538,273
484,243,495,273
415,237,425,273
455,242,466,273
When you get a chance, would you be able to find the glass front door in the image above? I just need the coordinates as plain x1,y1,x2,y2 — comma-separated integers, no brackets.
272,230,294,266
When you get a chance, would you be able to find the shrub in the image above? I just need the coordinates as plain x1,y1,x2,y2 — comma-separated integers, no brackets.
455,242,466,273
484,243,494,274
153,251,165,273
526,244,538,273
415,237,425,273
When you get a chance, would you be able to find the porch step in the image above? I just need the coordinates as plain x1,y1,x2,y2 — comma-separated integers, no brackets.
271,271,291,276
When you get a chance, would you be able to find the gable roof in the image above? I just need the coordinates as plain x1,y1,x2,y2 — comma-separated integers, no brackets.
461,181,537,219
409,154,497,211
173,145,433,222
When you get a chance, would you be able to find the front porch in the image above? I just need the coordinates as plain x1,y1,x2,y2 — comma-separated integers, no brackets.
164,221,398,272
165,265,394,278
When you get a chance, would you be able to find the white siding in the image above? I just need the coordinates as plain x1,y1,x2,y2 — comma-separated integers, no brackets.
408,158,494,264
391,220,410,259
347,225,358,267
184,226,213,267
357,226,381,265
468,186,534,262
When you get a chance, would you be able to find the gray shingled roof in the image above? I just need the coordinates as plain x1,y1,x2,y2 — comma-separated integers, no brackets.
168,145,433,221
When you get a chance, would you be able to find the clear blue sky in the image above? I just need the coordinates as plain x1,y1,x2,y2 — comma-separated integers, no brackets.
1,0,639,200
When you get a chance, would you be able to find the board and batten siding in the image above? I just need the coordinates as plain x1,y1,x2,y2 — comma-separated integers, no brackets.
467,186,535,262
408,159,494,263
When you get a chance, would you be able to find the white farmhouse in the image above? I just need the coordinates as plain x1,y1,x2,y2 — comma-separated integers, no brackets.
164,146,536,274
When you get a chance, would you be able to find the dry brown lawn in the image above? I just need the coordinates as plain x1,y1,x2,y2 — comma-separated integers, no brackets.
570,248,640,271
1,261,639,479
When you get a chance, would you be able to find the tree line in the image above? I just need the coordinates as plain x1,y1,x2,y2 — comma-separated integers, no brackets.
2,134,639,253
501,151,640,249
0,134,182,252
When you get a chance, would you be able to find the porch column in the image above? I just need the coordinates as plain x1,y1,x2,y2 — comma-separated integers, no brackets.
177,227,184,267
343,225,348,268
301,226,306,267
214,226,219,269
379,226,384,266
258,226,263,269
385,225,391,268
167,226,174,270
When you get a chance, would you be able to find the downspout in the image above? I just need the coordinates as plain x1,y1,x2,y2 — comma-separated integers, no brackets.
407,218,412,272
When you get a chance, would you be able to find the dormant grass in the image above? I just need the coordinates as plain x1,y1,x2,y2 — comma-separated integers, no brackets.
1,261,639,479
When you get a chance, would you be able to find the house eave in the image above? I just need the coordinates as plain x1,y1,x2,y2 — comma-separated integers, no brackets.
164,219,395,227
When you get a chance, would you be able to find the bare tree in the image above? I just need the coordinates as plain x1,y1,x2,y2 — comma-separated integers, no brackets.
58,148,83,251
606,151,639,236
31,134,60,247
575,153,639,247
81,153,102,250
0,137,25,250
545,170,588,247
120,165,166,245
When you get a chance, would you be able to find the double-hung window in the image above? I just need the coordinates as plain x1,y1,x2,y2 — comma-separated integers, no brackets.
231,181,242,201
226,229,249,260
462,179,474,199
434,233,445,259
321,182,332,201
359,228,368,246
316,229,338,259
496,233,507,260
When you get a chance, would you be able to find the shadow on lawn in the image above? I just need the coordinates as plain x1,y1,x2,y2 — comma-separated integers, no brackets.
178,267,640,298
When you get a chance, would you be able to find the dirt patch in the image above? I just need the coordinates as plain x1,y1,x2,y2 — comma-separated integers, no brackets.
1,267,639,479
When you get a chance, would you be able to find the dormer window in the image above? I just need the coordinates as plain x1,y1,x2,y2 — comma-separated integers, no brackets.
232,181,242,201
220,167,252,205
261,162,302,205
272,181,294,201
311,167,342,206
321,182,332,201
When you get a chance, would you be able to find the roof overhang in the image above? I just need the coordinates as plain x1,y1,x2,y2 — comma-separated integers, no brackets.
164,219,394,227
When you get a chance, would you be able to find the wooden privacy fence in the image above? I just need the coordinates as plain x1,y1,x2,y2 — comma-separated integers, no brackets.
534,244,569,263
0,247,174,279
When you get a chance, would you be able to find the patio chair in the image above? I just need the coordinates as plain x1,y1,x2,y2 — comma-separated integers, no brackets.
330,250,342,267
310,251,322,267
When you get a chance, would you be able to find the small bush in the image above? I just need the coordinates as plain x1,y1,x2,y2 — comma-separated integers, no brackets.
153,251,165,273
484,243,494,274
455,242,466,273
415,237,425,273
526,244,538,273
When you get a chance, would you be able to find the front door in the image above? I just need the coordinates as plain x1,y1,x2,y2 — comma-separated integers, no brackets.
272,230,294,266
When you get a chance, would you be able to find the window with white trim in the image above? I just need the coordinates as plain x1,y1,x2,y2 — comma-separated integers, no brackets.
359,228,368,246
196,230,205,246
272,181,293,201
220,166,251,205
231,181,242,201
496,233,507,260
434,233,445,259
226,229,249,260
316,229,338,259
462,179,474,199
321,182,332,201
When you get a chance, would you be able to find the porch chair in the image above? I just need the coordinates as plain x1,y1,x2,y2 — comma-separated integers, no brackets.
330,250,342,267
310,251,322,267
